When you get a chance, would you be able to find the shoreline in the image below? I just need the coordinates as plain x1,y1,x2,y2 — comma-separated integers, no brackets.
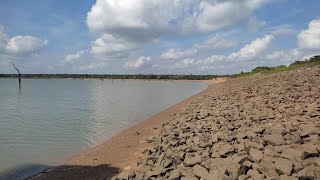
31,78,226,179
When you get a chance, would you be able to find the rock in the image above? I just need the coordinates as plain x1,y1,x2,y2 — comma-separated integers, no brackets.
206,170,232,180
238,174,248,180
263,134,285,146
249,148,263,162
145,166,164,178
300,143,319,157
257,161,279,178
184,153,203,166
116,170,136,179
290,134,301,143
282,148,305,161
296,165,320,180
219,143,234,156
279,175,298,180
313,157,320,166
227,163,242,179
247,169,265,180
274,157,293,175
243,161,253,168
235,143,245,153
193,164,208,178
168,169,181,180
129,68,320,180
181,176,198,180
211,134,219,143
236,132,247,140
133,172,144,180
299,123,317,137
252,127,265,134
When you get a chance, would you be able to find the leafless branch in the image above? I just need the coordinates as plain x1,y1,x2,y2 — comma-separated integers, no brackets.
9,58,20,74
9,58,21,90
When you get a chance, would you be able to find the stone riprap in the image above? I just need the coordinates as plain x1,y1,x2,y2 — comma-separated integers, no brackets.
116,67,320,180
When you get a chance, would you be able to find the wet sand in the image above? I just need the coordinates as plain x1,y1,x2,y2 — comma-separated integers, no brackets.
32,78,226,180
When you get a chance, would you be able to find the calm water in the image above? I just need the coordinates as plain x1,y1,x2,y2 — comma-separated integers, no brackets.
0,79,207,179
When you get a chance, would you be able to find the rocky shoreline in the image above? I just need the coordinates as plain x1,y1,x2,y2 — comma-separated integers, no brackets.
116,67,320,180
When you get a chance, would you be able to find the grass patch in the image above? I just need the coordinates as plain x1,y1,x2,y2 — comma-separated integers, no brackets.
231,55,320,78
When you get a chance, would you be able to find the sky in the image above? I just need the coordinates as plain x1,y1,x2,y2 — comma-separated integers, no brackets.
0,0,320,75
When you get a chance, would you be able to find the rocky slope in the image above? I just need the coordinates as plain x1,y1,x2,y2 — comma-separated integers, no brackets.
116,67,320,180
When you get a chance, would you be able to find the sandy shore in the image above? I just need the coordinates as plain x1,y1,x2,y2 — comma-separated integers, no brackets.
31,78,226,180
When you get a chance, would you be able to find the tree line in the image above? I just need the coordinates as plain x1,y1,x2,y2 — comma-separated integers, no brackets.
0,73,228,80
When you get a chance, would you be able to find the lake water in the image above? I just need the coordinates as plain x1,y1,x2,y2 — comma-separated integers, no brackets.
0,79,207,179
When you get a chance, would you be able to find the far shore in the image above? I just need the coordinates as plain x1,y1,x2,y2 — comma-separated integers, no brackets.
31,78,226,180
1,77,229,85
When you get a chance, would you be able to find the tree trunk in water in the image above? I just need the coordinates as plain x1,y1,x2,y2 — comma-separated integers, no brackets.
18,73,21,90
10,58,21,90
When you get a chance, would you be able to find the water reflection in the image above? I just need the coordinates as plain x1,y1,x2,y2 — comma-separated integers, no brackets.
0,78,207,178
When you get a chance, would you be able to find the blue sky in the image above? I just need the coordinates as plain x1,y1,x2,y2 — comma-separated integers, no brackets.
0,0,319,74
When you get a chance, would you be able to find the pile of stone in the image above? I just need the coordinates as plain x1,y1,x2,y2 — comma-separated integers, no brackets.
116,67,320,180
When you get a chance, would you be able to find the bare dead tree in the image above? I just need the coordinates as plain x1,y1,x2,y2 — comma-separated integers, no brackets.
9,58,21,90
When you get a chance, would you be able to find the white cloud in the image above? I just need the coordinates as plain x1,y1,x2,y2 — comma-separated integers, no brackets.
0,27,48,55
91,34,138,59
228,35,274,61
173,34,274,72
0,59,9,66
124,56,151,69
271,25,295,36
298,19,320,50
266,48,317,64
86,0,273,62
87,0,272,42
247,17,266,32
79,62,108,71
160,48,198,60
87,0,196,42
266,49,301,63
64,50,86,64
196,0,268,32
5,36,48,55
193,35,237,50
160,35,237,60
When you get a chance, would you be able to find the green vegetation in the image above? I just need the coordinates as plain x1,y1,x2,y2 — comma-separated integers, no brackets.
231,55,320,78
1,55,319,80
0,73,226,80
